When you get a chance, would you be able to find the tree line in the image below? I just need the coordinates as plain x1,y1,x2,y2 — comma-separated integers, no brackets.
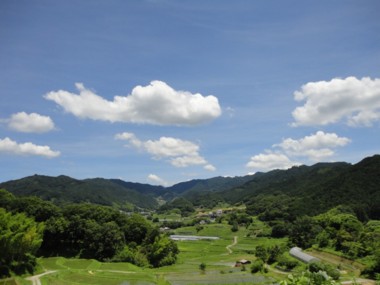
0,189,179,278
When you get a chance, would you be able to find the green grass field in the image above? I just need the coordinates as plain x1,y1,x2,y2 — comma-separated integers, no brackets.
3,219,363,285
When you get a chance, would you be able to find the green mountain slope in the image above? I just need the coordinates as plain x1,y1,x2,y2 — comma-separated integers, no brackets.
0,175,158,209
1,154,379,217
222,155,380,219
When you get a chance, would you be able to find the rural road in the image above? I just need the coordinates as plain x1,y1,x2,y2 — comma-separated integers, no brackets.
25,270,57,285
226,236,238,254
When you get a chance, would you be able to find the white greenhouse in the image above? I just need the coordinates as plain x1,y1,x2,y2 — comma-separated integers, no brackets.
289,247,319,263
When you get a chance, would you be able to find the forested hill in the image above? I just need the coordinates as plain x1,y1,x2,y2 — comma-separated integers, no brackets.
222,154,380,220
0,175,160,210
0,154,379,216
0,174,256,210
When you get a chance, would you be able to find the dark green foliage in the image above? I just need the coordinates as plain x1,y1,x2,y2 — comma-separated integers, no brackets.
11,196,60,222
289,216,321,249
0,189,15,210
271,221,290,238
0,193,182,268
254,245,283,264
231,221,239,232
183,191,224,209
280,270,339,285
313,207,371,258
0,175,158,210
161,220,184,229
308,262,340,280
226,155,380,220
146,235,179,267
167,176,254,195
255,245,268,262
251,259,264,273
227,212,253,227
0,208,44,277
267,245,283,264
157,197,194,216
277,256,299,271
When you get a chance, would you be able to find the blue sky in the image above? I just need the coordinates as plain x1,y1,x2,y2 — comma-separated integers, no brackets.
1,0,379,186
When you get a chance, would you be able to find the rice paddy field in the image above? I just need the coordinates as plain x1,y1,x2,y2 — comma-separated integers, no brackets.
4,220,362,285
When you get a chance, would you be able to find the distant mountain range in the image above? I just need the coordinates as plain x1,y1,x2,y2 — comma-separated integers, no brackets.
1,154,379,218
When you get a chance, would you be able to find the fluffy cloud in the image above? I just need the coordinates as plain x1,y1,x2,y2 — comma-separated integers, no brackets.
147,174,169,186
246,152,300,172
292,76,380,127
45,81,221,126
204,164,216,171
247,131,350,172
115,132,215,171
275,131,351,161
7,112,55,133
0,137,60,158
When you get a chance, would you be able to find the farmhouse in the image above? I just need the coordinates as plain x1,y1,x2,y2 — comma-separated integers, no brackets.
289,247,319,263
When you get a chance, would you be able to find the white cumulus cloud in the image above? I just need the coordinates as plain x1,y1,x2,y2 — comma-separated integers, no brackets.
204,164,216,171
7,112,55,133
147,174,169,186
45,81,221,126
292,76,380,127
0,137,60,158
247,131,350,172
246,152,300,172
275,131,351,161
115,132,215,171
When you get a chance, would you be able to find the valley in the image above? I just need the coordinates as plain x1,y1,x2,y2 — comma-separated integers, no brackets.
0,154,379,284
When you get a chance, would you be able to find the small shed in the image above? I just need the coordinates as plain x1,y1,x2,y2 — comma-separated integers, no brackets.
289,247,319,264
235,259,251,267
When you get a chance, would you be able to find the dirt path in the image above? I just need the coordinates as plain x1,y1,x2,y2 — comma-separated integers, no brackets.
342,279,377,285
226,236,238,254
25,270,57,285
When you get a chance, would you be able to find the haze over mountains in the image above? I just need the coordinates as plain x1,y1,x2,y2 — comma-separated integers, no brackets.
1,154,379,219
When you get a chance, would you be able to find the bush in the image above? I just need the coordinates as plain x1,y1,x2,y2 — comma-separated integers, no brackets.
271,223,289,238
277,256,299,271
308,262,340,280
251,259,264,273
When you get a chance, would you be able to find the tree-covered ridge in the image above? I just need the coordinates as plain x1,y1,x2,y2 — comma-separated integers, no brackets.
227,155,380,220
0,190,179,278
0,155,379,220
0,175,159,210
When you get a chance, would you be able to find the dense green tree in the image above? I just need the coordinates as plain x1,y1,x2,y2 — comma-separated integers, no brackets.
271,221,289,238
11,196,61,222
231,221,239,232
0,189,15,210
289,216,320,248
146,235,179,267
157,198,194,216
267,245,283,264
123,213,152,244
0,208,44,277
277,256,299,271
250,259,264,273
280,270,340,285
308,262,340,280
255,245,268,262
